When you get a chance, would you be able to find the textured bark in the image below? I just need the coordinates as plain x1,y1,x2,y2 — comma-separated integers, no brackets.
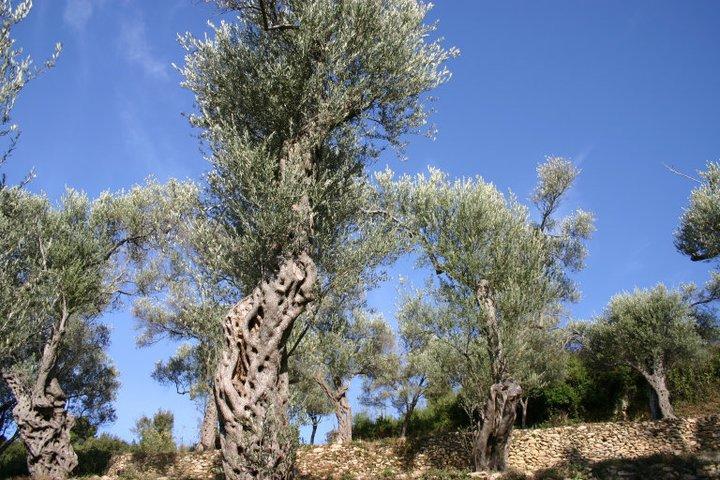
635,359,676,420
333,390,352,444
645,373,675,419
472,379,523,472
3,303,77,479
4,374,77,479
471,281,522,472
315,376,352,444
214,253,316,480
197,397,218,451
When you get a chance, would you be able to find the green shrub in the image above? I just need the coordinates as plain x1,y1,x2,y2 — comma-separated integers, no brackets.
353,393,471,441
0,440,28,478
132,409,177,466
353,412,399,440
74,433,130,476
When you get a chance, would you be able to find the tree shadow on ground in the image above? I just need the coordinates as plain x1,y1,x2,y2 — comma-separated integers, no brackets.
530,447,720,480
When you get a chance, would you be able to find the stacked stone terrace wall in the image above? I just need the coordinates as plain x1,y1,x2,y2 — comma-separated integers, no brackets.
100,415,720,479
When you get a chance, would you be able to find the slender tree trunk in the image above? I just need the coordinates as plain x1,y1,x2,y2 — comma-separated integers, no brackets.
314,376,352,444
519,397,529,428
214,253,316,480
309,421,318,445
400,411,410,439
3,303,77,479
472,379,523,472
400,388,422,439
197,396,218,451
614,392,629,421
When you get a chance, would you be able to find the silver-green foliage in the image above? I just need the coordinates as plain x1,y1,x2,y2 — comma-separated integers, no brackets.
0,0,60,186
0,179,195,375
585,285,705,378
676,162,720,263
178,0,456,291
375,157,593,413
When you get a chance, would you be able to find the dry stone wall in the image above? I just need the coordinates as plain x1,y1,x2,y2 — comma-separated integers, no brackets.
507,415,720,473
96,415,720,479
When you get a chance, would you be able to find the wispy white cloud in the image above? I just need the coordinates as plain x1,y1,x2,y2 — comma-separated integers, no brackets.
119,15,169,81
63,0,106,32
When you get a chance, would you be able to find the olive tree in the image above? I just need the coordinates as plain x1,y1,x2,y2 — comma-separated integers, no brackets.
0,320,120,455
305,309,394,444
361,289,447,439
0,181,193,478
375,157,593,471
583,285,705,420
179,1,454,477
675,162,720,337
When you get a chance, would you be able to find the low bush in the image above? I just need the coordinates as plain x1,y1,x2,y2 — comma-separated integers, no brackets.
0,441,28,477
74,433,130,476
131,409,177,467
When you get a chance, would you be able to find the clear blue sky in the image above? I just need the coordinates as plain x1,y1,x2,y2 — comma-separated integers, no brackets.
6,0,719,445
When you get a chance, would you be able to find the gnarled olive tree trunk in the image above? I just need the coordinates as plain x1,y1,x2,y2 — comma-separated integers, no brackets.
471,281,523,472
214,253,316,480
632,359,675,420
2,305,77,479
472,379,522,472
197,396,218,451
4,375,77,479
643,370,675,420
315,376,352,444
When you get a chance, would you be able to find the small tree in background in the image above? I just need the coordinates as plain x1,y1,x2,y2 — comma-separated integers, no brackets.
376,157,593,472
583,285,706,420
308,308,394,444
361,289,447,439
133,409,176,460
289,371,333,445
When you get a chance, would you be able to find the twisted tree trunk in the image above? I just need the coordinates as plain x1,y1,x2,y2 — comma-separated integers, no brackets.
333,389,352,444
471,281,522,472
3,301,77,479
644,373,675,420
519,397,529,428
472,379,523,472
4,375,77,479
214,252,316,480
309,416,320,445
315,376,352,444
197,396,218,451
636,359,676,420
